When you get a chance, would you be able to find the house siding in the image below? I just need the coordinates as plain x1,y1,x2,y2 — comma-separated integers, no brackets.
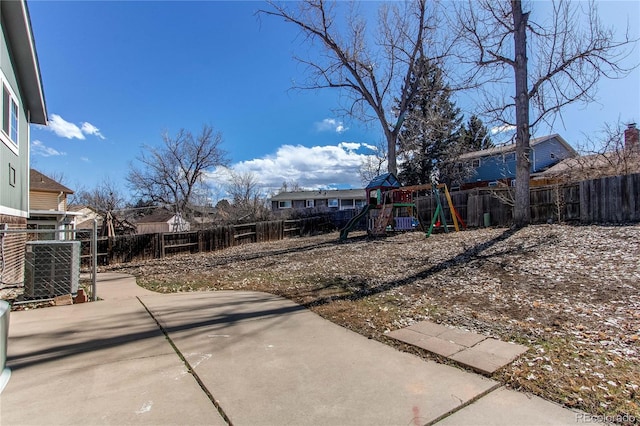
531,137,575,172
0,17,30,218
29,191,67,211
464,136,576,184
271,190,367,212
136,216,190,234
136,223,170,235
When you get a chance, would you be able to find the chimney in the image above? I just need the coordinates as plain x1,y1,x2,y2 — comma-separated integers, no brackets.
624,123,639,151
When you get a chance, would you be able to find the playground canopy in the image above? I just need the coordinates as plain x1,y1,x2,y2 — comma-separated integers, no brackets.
365,173,401,191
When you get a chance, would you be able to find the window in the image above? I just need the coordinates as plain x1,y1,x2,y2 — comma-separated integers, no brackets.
306,199,315,208
278,200,292,209
340,199,355,210
503,152,515,162
471,159,480,168
1,76,19,152
328,199,339,208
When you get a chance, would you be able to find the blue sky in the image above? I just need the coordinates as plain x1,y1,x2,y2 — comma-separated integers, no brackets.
27,1,639,202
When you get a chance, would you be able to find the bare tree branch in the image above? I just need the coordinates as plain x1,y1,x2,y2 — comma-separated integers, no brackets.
127,125,228,215
259,0,451,175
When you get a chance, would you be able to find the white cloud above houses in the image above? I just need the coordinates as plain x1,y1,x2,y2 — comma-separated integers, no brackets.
45,114,105,140
81,122,106,139
208,142,378,195
48,114,85,139
315,118,348,134
338,142,361,151
31,140,66,157
491,124,516,135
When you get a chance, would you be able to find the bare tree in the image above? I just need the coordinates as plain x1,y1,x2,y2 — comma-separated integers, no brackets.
75,177,126,213
224,170,270,222
260,0,451,176
358,139,387,186
127,125,228,215
456,0,636,226
278,180,304,194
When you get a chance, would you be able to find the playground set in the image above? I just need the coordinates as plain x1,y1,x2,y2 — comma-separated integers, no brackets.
339,173,466,240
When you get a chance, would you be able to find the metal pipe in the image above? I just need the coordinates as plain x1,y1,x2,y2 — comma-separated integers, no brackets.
92,219,97,301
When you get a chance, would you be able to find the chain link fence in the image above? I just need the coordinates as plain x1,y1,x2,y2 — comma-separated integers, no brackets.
0,222,98,305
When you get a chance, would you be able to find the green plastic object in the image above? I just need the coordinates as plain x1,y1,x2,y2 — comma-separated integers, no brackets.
339,204,372,240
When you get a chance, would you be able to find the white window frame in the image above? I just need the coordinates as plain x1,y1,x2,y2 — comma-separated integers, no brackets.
278,200,292,209
328,199,339,208
340,199,355,210
1,71,20,154
471,158,480,168
306,199,315,208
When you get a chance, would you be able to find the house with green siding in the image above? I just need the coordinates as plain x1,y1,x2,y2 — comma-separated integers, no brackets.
0,0,47,285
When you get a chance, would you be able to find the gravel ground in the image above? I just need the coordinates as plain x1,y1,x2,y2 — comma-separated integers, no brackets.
105,223,639,423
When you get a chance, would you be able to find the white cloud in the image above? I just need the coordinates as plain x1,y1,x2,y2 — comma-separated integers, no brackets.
81,122,105,139
31,140,66,157
48,114,85,139
338,142,361,151
491,124,516,135
80,157,90,163
45,114,106,140
315,118,348,134
207,142,378,193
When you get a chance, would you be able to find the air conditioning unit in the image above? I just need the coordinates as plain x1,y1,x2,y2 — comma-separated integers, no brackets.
24,241,80,299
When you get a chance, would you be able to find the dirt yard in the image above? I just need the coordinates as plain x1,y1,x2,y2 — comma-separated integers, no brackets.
107,224,640,423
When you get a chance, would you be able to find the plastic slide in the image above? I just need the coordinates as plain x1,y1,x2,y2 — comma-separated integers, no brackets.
339,204,372,240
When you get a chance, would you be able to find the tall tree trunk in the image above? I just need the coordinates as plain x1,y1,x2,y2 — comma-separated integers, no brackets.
385,127,398,176
512,0,531,227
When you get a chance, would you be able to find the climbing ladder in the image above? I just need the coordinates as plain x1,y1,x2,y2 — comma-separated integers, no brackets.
371,204,394,236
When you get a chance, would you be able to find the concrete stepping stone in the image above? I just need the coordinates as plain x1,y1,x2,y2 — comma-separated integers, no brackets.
450,338,529,375
388,321,529,375
389,328,465,357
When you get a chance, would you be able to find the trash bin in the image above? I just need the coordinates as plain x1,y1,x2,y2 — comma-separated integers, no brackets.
483,212,491,228
0,300,10,393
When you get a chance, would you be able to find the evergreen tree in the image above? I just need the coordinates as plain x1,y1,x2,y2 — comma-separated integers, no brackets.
438,115,494,187
397,58,462,186
458,115,494,152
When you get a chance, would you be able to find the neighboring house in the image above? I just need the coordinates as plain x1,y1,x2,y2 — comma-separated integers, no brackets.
68,205,102,230
0,0,47,284
536,124,640,183
69,205,136,236
134,211,190,234
457,134,578,188
270,189,367,213
28,169,80,240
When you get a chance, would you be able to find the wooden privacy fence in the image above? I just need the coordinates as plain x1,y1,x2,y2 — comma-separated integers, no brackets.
580,173,640,223
85,216,334,266
415,173,640,227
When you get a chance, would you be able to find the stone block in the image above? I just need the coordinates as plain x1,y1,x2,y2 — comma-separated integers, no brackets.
53,294,73,306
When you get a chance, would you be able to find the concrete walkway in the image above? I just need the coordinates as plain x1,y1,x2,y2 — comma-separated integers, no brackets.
0,273,583,425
